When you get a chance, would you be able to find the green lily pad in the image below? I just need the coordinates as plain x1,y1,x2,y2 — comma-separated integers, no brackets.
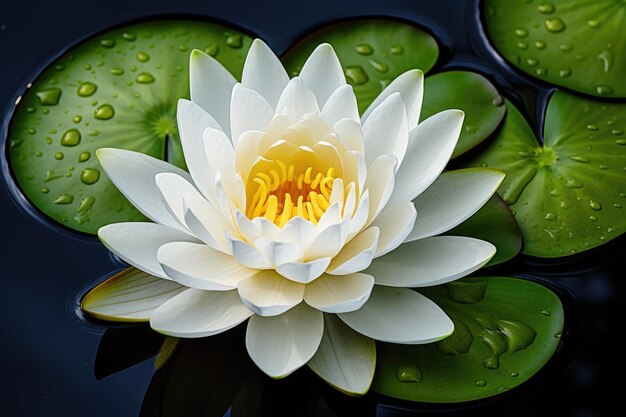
421,71,507,158
446,194,522,266
460,93,625,257
372,276,564,403
7,20,252,234
282,19,439,114
483,0,626,98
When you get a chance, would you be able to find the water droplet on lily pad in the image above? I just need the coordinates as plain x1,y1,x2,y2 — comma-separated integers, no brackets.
544,18,566,33
60,129,81,146
475,379,487,387
79,151,91,162
77,82,97,97
344,65,369,85
537,2,555,14
225,33,243,48
99,38,115,48
54,194,74,204
136,51,150,62
136,72,155,84
36,88,62,105
94,104,115,120
397,365,422,383
80,168,100,185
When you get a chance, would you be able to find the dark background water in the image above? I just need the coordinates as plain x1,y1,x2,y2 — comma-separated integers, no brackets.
0,0,624,416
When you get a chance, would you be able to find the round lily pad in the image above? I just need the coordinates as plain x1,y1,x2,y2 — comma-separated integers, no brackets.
6,20,252,234
282,19,439,114
483,0,626,98
446,194,522,266
421,71,507,158
372,276,565,403
460,93,625,257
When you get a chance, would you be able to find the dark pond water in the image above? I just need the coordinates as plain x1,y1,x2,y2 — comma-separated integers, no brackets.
0,0,624,415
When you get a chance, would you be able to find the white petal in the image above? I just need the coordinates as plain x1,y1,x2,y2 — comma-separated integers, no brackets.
81,268,185,322
157,241,256,290
176,99,222,202
307,219,350,259
229,238,272,269
390,109,464,203
338,286,454,344
254,238,304,266
364,155,397,225
230,83,274,145
203,127,236,181
275,258,332,284
98,222,199,279
371,201,417,257
347,189,369,237
307,314,375,395
275,215,318,248
190,49,236,136
327,226,379,275
237,270,305,316
155,172,198,231
242,39,290,109
298,43,346,107
367,236,496,287
96,148,192,232
275,77,319,119
362,93,409,167
304,273,374,313
246,303,323,378
333,118,364,153
321,85,359,125
183,194,232,253
405,168,506,242
151,288,253,338
362,69,424,128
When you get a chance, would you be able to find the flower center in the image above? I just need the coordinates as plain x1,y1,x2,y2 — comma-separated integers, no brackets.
246,160,336,227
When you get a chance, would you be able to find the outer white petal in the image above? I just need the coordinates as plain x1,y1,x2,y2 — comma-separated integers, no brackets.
237,270,305,317
275,258,332,284
176,99,222,202
150,288,253,338
405,168,506,242
362,93,409,167
203,127,236,182
229,238,272,269
275,77,319,119
304,273,375,313
371,201,417,257
320,85,359,125
362,69,424,128
367,236,496,287
189,49,236,136
327,226,379,275
333,118,365,153
183,194,231,253
390,109,464,203
230,83,274,145
96,148,192,232
242,39,290,109
157,241,256,290
338,286,454,344
246,303,323,378
98,222,199,279
364,155,397,225
298,43,346,107
307,314,376,395
155,172,199,231
81,268,185,322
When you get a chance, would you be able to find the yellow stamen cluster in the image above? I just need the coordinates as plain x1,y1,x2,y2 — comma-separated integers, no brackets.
246,160,336,227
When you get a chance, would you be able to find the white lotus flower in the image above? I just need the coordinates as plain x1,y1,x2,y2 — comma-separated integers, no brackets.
85,39,504,394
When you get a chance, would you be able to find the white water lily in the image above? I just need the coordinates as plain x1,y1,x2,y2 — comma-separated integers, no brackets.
83,39,504,394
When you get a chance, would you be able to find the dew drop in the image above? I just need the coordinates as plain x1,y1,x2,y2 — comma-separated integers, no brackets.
612,129,624,136
554,331,562,338
558,68,572,78
597,51,613,73
586,124,599,131
545,212,557,221
130,65,137,72
79,151,91,162
26,107,36,113
559,43,572,52
122,32,136,41
36,88,62,105
613,204,622,209
225,33,243,48
72,115,82,123
534,40,546,49
565,178,582,189
587,19,600,28
178,44,189,52
589,215,598,222
544,18,566,33
94,104,115,120
568,155,589,163
356,43,373,55
514,28,528,38
492,95,504,106
549,188,561,197
136,72,155,84
537,2,555,13
136,51,150,62
27,128,36,135
99,38,115,48
510,371,519,377
369,59,389,73
41,188,49,194
535,67,547,76
344,66,369,85
204,44,219,57
110,67,124,75
517,41,528,49
595,85,613,95
396,365,422,383
80,168,101,185
475,379,487,387
616,139,626,145
54,152,64,160
77,82,97,97
526,57,538,67
541,310,551,316
54,194,74,204
589,200,602,210
390,45,404,55
60,129,81,146
560,201,569,209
